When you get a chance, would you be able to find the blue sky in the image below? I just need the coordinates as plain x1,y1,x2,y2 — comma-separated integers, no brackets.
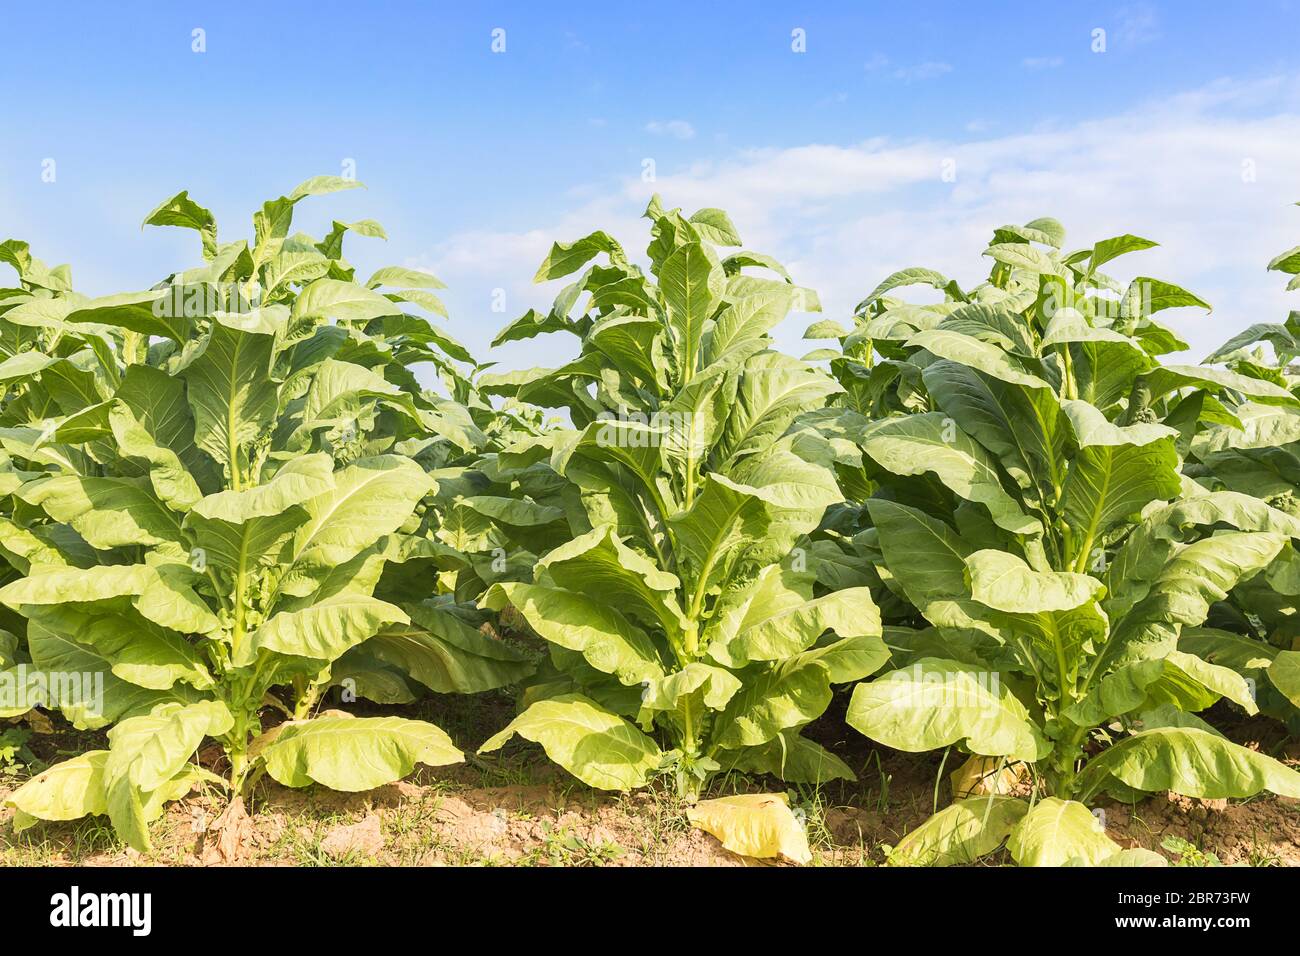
4,1,1300,371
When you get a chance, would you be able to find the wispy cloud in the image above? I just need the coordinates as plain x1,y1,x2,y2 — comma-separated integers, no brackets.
892,61,952,82
421,76,1300,371
1115,4,1160,47
645,119,696,140
1023,56,1064,70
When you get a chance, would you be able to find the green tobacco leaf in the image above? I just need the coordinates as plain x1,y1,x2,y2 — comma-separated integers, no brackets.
708,567,882,668
707,286,794,365
26,626,198,730
866,500,993,633
661,241,724,374
1007,797,1120,867
536,525,687,641
142,190,218,259
4,751,110,827
359,605,533,694
1268,650,1300,708
108,404,202,511
1060,400,1182,552
286,455,432,576
0,563,219,636
259,714,463,791
711,654,836,749
104,700,233,851
293,277,405,325
1143,365,1300,407
483,581,663,686
908,329,1052,390
365,265,446,290
716,352,841,467
67,290,189,342
861,412,1040,536
847,658,1048,762
721,732,856,784
855,267,950,311
239,594,408,665
888,796,1027,867
966,549,1103,613
1090,234,1157,273
1105,531,1287,669
479,694,662,790
182,313,277,473
640,661,741,714
669,450,840,595
18,475,184,548
921,358,1068,504
1078,727,1300,801
186,454,335,574
28,608,212,691
533,231,622,281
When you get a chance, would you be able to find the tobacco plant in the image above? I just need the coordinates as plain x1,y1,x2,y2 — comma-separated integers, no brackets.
0,179,531,850
476,197,888,799
0,241,117,719
825,220,1300,865
1181,206,1300,731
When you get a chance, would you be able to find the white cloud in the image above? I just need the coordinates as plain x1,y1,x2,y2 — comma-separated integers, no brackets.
1115,4,1160,47
645,119,696,140
892,61,952,82
1023,56,1064,70
419,75,1300,373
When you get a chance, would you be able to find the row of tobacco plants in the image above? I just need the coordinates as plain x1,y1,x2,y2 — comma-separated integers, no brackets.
2,180,1300,866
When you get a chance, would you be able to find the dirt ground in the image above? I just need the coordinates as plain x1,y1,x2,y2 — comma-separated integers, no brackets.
2,692,1298,867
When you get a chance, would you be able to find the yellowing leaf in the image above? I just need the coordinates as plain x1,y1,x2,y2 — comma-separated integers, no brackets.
685,792,812,864
949,754,1027,799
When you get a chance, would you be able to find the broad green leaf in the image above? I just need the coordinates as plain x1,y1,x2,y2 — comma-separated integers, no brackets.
185,454,335,574
286,455,432,577
142,190,217,259
1007,797,1119,867
537,525,688,640
17,475,184,548
866,500,993,633
238,594,408,665
108,404,202,511
483,581,664,686
715,352,841,466
5,751,110,827
1077,727,1300,801
846,658,1048,762
533,231,622,281
711,654,834,749
1268,649,1300,708
721,732,856,784
921,358,1068,503
1143,364,1299,407
888,796,1027,867
661,241,724,375
966,549,1103,613
259,713,462,791
28,608,212,691
67,290,189,342
1060,400,1181,551
861,412,1040,536
181,313,277,474
479,694,662,790
1090,234,1157,273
